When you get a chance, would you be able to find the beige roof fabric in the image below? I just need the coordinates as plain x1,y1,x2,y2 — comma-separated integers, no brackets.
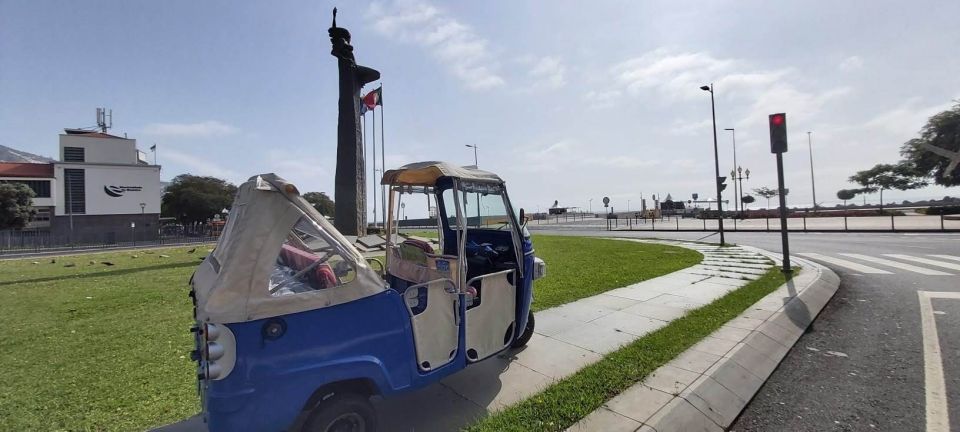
192,173,385,324
381,161,503,186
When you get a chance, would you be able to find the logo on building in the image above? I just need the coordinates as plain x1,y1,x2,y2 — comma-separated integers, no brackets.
103,185,143,197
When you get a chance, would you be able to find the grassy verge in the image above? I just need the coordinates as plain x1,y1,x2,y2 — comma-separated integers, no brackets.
466,266,795,432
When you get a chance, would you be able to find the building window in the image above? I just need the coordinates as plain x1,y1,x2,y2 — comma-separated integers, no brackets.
64,169,85,214
0,180,51,198
63,147,85,162
32,208,51,222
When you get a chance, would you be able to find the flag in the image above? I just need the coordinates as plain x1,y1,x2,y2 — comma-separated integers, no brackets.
362,87,382,111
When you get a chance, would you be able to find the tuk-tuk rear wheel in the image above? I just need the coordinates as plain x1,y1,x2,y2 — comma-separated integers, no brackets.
303,393,377,432
511,310,535,348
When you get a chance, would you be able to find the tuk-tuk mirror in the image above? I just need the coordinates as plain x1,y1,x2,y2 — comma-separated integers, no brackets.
519,208,527,226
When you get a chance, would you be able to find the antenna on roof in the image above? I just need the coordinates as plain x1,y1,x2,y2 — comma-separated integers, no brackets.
96,107,113,133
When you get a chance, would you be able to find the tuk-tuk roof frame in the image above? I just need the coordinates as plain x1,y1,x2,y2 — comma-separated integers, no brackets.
381,161,503,187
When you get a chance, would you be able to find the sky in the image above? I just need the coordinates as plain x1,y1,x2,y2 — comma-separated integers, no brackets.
2,0,959,219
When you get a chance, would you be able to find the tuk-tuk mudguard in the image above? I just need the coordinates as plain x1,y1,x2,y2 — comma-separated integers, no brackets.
204,290,423,432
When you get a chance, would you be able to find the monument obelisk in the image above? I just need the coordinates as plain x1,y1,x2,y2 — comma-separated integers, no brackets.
329,8,380,236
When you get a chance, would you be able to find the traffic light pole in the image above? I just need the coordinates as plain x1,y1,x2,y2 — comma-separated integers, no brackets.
708,86,725,245
775,151,791,273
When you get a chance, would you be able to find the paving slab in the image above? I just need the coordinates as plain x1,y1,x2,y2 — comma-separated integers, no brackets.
566,407,643,432
511,334,601,379
621,302,688,322
589,311,666,337
551,321,638,354
605,384,674,423
643,364,701,395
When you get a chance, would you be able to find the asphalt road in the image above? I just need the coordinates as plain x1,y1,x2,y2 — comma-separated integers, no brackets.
531,224,960,432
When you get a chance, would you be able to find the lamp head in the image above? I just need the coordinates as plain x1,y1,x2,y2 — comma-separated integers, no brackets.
699,85,711,91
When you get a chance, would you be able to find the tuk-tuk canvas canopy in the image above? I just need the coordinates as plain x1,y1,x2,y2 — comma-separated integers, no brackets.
381,161,503,187
192,174,385,323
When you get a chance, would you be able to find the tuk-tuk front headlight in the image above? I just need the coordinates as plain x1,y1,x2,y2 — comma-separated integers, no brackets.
533,257,546,281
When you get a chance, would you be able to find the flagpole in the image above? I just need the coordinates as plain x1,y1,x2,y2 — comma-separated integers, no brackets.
373,107,379,228
380,85,386,226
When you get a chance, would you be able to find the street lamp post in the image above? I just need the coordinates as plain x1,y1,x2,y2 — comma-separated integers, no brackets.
807,131,817,211
724,128,738,214
465,144,478,166
700,84,725,245
731,167,750,212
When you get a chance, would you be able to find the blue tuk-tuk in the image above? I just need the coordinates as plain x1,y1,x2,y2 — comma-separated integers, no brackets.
189,162,544,432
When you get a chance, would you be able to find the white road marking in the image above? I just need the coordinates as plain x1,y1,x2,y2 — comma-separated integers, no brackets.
839,254,953,276
797,253,893,274
885,254,960,271
929,254,960,263
918,291,960,432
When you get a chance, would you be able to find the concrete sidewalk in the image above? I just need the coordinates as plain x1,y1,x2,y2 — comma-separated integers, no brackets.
374,241,774,431
567,249,839,432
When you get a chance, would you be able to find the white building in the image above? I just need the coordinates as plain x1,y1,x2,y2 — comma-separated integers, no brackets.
0,129,161,242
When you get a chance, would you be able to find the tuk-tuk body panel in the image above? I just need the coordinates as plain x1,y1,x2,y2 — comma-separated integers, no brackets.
203,289,465,432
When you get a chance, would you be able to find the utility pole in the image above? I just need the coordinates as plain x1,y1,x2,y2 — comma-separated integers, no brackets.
807,131,817,211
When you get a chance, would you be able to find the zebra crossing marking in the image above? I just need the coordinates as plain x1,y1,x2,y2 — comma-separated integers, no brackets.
884,254,960,272
797,253,892,274
928,254,960,263
839,254,953,276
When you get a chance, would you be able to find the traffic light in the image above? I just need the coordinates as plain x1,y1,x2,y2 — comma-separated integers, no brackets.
769,113,788,153
718,176,728,192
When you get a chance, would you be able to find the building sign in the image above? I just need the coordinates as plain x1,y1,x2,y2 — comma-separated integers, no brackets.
103,185,143,197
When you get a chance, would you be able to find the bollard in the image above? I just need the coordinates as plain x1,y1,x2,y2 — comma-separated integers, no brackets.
766,218,770,231
941,213,945,231
891,214,895,231
703,218,706,230
844,216,848,231
652,217,656,230
676,217,680,231
803,216,807,232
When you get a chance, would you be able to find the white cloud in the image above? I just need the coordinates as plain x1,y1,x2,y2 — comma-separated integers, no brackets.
526,56,566,90
583,89,622,109
163,148,239,180
864,97,954,138
143,121,238,138
839,56,864,71
367,0,505,90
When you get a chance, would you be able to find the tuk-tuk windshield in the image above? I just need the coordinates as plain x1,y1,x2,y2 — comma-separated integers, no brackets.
442,183,513,230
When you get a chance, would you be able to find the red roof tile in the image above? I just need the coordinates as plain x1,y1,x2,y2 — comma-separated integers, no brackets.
0,162,55,178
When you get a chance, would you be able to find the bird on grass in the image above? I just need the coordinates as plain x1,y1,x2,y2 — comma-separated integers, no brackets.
102,261,115,266
187,248,197,254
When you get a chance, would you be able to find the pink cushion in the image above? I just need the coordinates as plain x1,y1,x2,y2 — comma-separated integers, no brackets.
280,244,337,289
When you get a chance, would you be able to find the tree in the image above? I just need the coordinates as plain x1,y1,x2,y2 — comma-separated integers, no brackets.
753,187,778,209
303,192,335,217
836,189,857,207
849,163,927,212
740,194,755,210
0,183,36,230
899,101,960,186
162,175,237,224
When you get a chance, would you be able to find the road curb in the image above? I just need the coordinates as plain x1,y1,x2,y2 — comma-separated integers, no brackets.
570,246,840,432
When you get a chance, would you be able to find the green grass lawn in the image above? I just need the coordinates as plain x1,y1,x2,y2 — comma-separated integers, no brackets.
0,247,203,432
466,267,793,432
0,236,699,431
530,237,701,311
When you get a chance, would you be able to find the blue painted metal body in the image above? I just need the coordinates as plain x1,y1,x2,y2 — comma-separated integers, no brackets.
202,196,535,432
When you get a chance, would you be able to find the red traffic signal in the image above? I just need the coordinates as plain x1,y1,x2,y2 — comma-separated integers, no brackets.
769,113,788,153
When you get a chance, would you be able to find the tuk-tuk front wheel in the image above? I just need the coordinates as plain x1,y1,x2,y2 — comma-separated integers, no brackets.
511,310,535,348
303,393,377,432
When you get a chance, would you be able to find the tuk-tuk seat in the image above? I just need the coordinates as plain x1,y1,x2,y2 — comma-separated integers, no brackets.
278,244,338,289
